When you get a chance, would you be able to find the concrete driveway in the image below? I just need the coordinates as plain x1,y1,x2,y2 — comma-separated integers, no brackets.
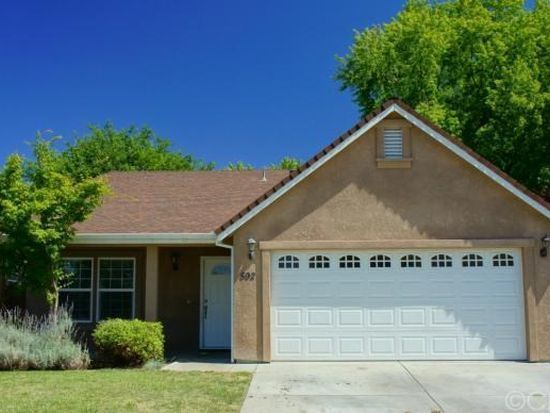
241,361,550,413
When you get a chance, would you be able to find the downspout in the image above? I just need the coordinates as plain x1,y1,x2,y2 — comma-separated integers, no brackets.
215,237,235,363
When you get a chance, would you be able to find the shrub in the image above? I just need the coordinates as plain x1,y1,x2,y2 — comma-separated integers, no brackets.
93,319,164,367
0,307,90,370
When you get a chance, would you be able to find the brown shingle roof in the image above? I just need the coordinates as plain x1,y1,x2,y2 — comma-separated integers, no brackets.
75,170,289,234
215,99,550,234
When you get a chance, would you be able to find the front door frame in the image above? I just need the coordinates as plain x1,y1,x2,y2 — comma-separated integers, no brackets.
199,256,232,349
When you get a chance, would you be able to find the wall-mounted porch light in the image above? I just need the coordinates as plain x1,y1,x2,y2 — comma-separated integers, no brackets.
541,234,550,258
171,252,181,271
247,238,257,260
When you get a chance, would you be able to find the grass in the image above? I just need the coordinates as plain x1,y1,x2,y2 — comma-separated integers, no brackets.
0,369,252,413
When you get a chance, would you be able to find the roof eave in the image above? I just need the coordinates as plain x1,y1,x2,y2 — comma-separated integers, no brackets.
71,232,217,245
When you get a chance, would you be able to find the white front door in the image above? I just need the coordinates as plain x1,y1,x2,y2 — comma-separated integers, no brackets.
271,249,526,361
201,257,231,349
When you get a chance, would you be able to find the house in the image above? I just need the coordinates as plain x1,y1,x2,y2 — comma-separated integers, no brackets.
58,99,550,362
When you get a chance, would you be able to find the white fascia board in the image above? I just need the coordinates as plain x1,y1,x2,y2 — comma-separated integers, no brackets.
72,232,217,245
216,104,398,241
393,106,550,219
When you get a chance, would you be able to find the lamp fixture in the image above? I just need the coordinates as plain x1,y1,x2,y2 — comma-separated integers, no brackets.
541,234,550,258
247,238,257,260
171,252,181,271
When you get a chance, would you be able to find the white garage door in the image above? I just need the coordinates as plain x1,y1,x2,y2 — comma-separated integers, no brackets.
271,249,526,361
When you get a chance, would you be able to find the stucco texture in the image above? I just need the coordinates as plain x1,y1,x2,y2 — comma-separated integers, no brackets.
231,118,550,362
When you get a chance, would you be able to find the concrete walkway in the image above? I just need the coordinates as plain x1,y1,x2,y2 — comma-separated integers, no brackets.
241,361,550,413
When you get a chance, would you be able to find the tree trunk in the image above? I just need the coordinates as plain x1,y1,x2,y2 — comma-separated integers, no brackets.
49,278,59,321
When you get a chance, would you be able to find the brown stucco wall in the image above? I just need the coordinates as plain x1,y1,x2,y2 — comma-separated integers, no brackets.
157,246,229,355
231,119,550,362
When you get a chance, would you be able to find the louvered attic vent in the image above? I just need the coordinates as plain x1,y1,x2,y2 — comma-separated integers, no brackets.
383,128,403,159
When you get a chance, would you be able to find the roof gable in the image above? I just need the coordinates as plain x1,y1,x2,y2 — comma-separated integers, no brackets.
216,99,550,240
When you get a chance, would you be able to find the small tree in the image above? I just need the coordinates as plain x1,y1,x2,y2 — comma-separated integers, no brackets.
270,156,301,171
0,136,107,314
225,161,254,171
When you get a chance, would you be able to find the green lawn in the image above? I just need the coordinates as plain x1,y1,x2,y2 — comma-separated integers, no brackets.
0,369,252,413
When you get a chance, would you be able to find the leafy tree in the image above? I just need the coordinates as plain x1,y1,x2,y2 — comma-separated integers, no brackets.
337,0,550,196
225,161,254,171
61,123,214,179
270,156,302,171
0,137,107,313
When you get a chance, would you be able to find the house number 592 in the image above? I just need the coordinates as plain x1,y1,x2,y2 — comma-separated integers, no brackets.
239,271,256,281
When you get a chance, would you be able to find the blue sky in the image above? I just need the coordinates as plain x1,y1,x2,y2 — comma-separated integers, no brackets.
0,0,405,168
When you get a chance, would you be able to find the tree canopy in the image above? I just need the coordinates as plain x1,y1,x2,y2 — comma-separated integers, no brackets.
336,0,550,197
61,123,214,179
0,137,107,310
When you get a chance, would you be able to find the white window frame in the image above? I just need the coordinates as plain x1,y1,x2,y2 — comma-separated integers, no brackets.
308,255,330,269
96,257,136,321
278,255,300,269
493,253,515,267
60,258,94,323
339,255,361,269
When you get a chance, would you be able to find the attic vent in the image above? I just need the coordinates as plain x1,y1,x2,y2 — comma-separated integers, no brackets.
383,128,403,159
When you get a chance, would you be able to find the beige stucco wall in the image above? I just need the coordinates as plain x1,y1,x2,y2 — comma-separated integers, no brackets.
231,119,550,362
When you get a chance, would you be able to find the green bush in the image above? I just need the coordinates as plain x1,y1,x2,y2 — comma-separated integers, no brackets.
0,307,90,370
93,319,164,367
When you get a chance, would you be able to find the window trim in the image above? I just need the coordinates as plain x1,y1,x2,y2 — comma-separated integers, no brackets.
430,254,453,268
461,253,484,268
369,254,392,268
492,253,515,267
278,255,300,269
339,255,361,269
308,255,330,269
400,254,422,268
60,257,94,323
96,257,136,321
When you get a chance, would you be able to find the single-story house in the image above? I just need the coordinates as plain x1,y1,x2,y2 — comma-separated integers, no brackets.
55,99,549,362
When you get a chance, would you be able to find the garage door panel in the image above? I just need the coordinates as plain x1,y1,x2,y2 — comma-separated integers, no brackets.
271,249,526,361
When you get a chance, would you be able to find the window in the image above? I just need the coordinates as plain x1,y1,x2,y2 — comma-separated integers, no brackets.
211,263,231,275
462,254,483,267
383,128,403,159
370,255,391,268
278,255,299,269
431,254,452,268
339,255,360,269
493,253,514,267
98,258,135,320
309,255,330,269
59,258,93,322
401,254,422,268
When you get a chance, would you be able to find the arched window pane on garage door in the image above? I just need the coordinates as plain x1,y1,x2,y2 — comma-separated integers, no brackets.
309,255,330,269
431,254,453,268
401,254,422,268
339,255,361,269
370,255,391,268
462,254,483,267
493,253,514,267
278,255,299,269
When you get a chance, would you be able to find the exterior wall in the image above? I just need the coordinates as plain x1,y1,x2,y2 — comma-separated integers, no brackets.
157,246,230,355
231,119,550,362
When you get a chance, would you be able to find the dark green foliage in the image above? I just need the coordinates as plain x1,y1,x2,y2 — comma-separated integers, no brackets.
93,319,165,367
337,0,550,196
61,123,214,180
0,137,107,309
